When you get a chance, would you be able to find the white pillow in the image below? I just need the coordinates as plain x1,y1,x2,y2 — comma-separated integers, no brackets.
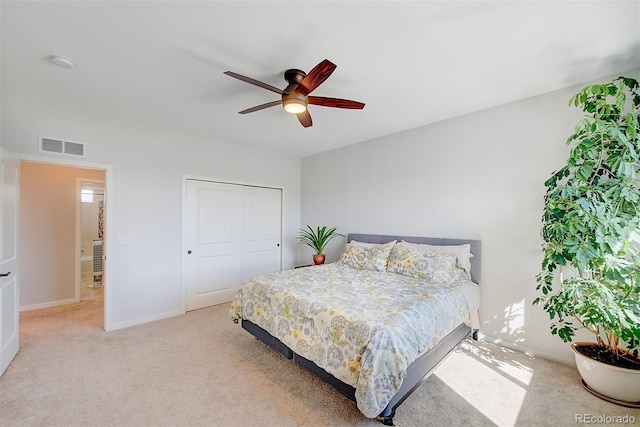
345,240,396,248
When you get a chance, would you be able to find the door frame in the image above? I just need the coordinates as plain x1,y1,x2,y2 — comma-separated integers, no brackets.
181,174,284,312
18,154,114,331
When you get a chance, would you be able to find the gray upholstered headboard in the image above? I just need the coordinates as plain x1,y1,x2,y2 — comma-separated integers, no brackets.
347,233,482,284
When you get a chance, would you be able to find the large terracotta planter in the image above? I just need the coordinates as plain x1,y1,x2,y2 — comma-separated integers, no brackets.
572,342,640,406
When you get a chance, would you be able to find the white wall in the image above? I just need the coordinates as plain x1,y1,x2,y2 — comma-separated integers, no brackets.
301,70,640,365
2,91,301,330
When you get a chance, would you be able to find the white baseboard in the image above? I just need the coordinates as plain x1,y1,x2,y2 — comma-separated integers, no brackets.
20,297,79,312
106,309,184,332
479,333,576,367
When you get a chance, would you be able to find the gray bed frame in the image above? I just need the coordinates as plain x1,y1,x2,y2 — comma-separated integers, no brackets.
240,233,481,425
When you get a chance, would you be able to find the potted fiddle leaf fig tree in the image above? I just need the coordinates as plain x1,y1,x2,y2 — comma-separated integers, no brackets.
297,225,343,265
535,76,640,405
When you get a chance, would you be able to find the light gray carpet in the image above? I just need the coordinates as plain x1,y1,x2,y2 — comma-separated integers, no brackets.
1,299,637,427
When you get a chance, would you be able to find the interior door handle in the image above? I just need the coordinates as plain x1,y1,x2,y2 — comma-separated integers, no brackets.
0,272,10,277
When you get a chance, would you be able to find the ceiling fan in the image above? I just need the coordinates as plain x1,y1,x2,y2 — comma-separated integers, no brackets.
224,59,365,128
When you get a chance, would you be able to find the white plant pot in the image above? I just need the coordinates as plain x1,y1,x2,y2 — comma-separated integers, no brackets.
572,342,640,405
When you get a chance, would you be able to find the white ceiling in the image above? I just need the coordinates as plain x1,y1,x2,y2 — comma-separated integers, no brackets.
2,1,639,158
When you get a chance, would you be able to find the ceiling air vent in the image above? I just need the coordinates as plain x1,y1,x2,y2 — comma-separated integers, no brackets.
39,137,86,157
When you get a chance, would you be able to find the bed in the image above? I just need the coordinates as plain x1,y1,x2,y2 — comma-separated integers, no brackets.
229,233,481,425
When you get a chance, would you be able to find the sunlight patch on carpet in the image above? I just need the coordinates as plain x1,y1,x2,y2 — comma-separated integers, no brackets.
435,342,531,426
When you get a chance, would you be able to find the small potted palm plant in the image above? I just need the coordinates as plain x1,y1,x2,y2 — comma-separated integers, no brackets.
535,76,640,406
297,225,344,265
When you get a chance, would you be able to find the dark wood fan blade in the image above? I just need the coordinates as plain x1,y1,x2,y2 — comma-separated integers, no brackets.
297,110,313,127
238,100,281,114
308,96,365,109
224,71,284,95
296,59,336,96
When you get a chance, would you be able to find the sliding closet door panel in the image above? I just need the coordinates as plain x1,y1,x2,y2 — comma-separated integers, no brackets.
243,187,282,282
185,181,242,311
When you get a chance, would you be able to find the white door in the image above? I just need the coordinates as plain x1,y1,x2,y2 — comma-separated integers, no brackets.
243,186,282,281
0,150,19,377
184,180,281,311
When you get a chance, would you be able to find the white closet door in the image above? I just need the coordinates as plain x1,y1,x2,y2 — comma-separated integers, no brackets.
185,181,243,311
243,186,282,282
184,180,281,311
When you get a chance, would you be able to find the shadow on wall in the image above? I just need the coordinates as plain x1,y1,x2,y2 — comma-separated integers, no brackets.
500,299,527,345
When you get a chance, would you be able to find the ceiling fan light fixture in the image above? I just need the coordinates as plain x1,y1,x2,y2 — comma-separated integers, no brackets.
283,98,307,114
224,60,364,127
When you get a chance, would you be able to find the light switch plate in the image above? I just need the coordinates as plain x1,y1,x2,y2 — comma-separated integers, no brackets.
116,235,132,244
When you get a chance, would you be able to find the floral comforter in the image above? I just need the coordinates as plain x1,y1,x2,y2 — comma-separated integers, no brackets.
229,263,471,418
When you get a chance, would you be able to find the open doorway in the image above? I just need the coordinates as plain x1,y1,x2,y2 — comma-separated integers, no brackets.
78,179,105,302
19,162,107,328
